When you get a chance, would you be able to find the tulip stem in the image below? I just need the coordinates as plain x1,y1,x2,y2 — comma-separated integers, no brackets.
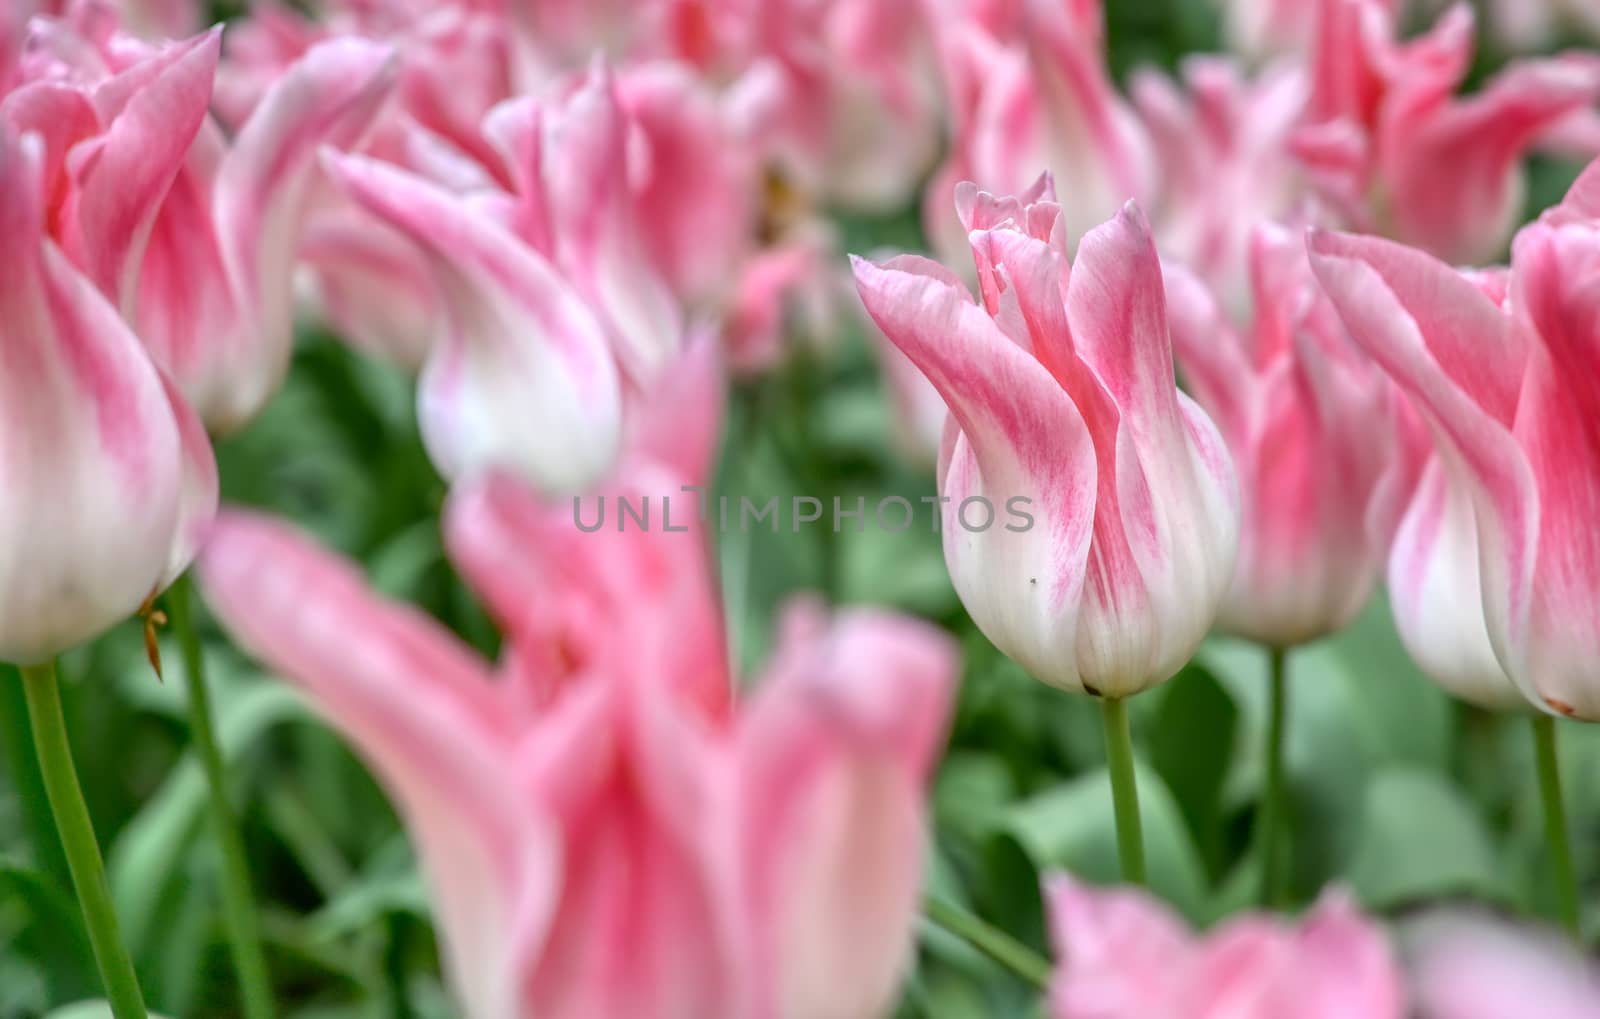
1100,696,1146,884
1259,647,1289,907
170,576,277,1019
1532,714,1581,938
19,659,149,1019
922,895,1052,991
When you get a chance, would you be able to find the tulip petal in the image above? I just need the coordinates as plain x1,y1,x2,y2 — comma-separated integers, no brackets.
197,511,552,1019
202,37,398,429
740,603,955,1019
64,29,219,312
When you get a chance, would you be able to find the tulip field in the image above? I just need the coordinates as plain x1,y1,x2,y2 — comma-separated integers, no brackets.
7,0,1600,1016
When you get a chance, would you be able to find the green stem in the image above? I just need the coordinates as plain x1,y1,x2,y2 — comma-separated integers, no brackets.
20,660,148,1019
170,576,276,1019
922,895,1052,991
1259,647,1289,907
1532,714,1581,937
1100,697,1146,885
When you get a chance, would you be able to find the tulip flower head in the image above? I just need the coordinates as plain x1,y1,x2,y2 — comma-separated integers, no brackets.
1295,0,1600,265
1310,163,1600,719
199,471,955,1019
854,180,1239,698
0,126,207,663
1045,875,1405,1019
1165,224,1412,648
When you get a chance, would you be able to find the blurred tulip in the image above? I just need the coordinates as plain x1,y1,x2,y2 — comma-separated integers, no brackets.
326,149,625,493
1403,910,1600,1019
925,0,1154,265
748,0,942,213
853,182,1238,697
1046,876,1405,1019
1133,58,1310,317
199,484,955,1019
1295,0,1600,265
1309,173,1600,719
1484,0,1600,52
131,37,398,431
0,127,206,663
1165,224,1409,647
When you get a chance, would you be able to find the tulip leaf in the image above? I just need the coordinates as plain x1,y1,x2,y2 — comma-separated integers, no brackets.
1346,767,1506,908
982,760,1208,945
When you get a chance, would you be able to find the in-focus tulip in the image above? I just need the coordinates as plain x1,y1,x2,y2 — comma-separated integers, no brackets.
1403,909,1600,1019
0,126,208,663
1165,224,1411,647
1045,875,1405,1019
1295,0,1599,265
199,481,955,1019
925,0,1154,267
1309,166,1600,719
854,181,1238,697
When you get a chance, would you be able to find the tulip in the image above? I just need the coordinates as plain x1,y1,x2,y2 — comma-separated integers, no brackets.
854,185,1237,701
1308,209,1600,722
748,0,942,213
924,0,1155,266
1045,876,1405,1019
1295,0,1600,265
854,182,1238,881
324,149,625,493
198,483,955,1019
1307,193,1600,933
131,37,397,431
0,126,205,664
1166,223,1409,648
1133,58,1309,318
1403,910,1600,1019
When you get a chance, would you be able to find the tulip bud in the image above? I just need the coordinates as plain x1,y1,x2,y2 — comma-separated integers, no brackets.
1310,199,1600,719
1165,224,1409,647
325,150,624,494
853,186,1238,698
0,128,201,663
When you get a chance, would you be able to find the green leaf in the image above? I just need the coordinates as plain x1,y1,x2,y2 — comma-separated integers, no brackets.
981,762,1208,945
1149,665,1238,878
107,683,310,957
1346,767,1505,908
0,862,96,1004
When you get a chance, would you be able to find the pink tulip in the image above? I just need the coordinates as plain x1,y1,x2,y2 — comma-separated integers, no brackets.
747,0,942,213
1308,168,1600,719
853,182,1238,697
0,126,209,663
325,147,625,493
1165,224,1412,647
925,0,1154,266
198,480,955,1019
1046,875,1405,1019
133,37,397,431
1133,58,1310,317
1296,0,1600,265
1404,910,1600,1019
